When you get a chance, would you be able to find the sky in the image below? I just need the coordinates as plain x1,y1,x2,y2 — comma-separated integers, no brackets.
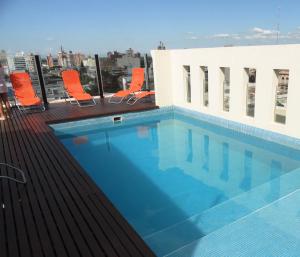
1,0,300,55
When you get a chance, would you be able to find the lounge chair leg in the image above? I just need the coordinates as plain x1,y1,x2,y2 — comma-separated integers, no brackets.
108,96,126,104
127,95,139,105
77,98,97,107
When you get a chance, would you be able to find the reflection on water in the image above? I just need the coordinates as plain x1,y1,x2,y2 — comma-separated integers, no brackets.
202,135,210,172
220,142,229,181
240,150,252,191
61,118,300,228
150,125,158,148
186,129,193,163
105,131,111,151
57,115,300,257
137,126,150,138
266,160,282,201
72,135,89,145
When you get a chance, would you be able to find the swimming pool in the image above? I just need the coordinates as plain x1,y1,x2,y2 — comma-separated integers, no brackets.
51,107,300,257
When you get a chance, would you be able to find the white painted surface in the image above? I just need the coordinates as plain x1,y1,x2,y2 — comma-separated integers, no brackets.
151,44,300,139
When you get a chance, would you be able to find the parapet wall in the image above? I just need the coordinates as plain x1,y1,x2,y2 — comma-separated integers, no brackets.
151,44,300,139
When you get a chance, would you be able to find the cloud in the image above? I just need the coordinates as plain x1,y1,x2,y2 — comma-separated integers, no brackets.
207,27,280,41
284,31,300,40
206,28,280,41
46,37,55,41
242,27,300,41
252,27,264,33
185,32,198,40
232,35,241,40
246,27,279,39
211,33,230,38
208,33,241,40
252,27,275,35
191,26,300,43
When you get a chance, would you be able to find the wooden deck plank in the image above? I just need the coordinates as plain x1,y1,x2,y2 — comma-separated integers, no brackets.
29,110,147,257
0,120,22,257
9,112,76,257
0,98,157,257
9,111,65,257
28,113,134,257
24,113,117,257
0,122,9,257
14,113,93,257
5,116,44,257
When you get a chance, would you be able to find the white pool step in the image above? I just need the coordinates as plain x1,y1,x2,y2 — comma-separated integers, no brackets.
145,168,300,256
165,189,300,257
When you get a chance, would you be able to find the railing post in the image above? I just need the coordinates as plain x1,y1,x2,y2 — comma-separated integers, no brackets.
144,54,150,90
94,54,104,99
34,55,48,108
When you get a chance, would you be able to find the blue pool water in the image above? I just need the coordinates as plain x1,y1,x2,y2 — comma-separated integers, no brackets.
52,110,300,257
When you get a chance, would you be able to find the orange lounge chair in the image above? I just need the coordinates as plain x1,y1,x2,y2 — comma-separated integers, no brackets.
10,72,45,111
61,70,96,107
109,67,145,104
127,91,155,105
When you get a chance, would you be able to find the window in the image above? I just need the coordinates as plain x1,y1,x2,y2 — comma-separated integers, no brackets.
274,69,289,124
221,67,230,111
245,68,256,117
183,65,191,103
200,66,208,106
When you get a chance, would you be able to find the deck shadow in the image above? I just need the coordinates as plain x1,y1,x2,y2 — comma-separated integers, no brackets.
55,127,219,256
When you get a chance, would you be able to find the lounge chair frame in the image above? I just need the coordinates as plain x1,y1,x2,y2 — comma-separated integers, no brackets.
62,70,97,107
12,89,45,113
64,91,96,107
108,92,135,104
109,68,145,104
126,91,155,105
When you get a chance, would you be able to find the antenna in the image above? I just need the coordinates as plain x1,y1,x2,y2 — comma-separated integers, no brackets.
276,5,280,44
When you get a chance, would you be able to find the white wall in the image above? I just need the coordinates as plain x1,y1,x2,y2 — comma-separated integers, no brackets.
151,44,300,139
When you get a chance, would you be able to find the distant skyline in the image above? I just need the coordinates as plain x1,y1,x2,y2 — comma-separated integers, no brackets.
1,0,300,54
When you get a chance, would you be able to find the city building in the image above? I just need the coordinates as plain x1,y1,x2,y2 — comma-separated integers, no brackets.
82,57,96,67
107,51,122,60
0,50,8,66
47,54,54,68
66,51,75,67
25,53,40,91
25,53,36,72
278,69,289,85
116,48,141,74
13,52,27,71
58,46,68,67
99,57,116,72
73,53,85,67
6,56,15,71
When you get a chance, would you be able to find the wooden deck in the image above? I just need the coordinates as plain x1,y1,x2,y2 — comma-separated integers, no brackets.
0,98,158,257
